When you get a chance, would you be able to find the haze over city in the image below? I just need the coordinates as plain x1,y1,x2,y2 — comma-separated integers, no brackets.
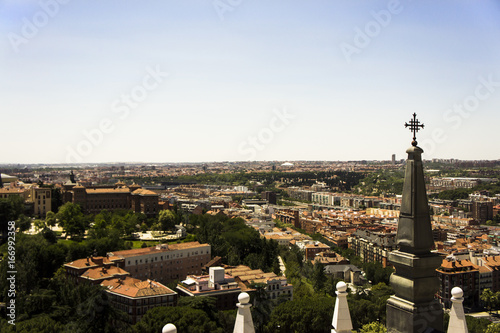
2,0,500,164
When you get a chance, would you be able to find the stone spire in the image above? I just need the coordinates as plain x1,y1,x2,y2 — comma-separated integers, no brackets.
233,292,255,333
386,114,443,333
396,145,434,254
447,287,468,333
331,281,353,333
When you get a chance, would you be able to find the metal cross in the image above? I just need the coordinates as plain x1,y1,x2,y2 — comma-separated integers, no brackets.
405,113,424,146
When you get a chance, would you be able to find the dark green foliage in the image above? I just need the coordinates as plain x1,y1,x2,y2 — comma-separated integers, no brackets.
355,170,405,195
433,188,472,200
132,306,223,333
362,262,394,285
191,214,279,272
264,296,335,333
465,315,492,333
124,170,364,192
0,196,25,243
177,296,218,321
16,214,32,232
5,315,64,332
56,202,88,239
41,227,57,243
158,209,177,231
312,263,327,293
347,283,393,330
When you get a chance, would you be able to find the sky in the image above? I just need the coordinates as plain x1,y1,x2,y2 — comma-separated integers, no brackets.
2,0,500,164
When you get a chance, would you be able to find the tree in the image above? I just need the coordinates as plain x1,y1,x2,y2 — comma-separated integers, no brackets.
359,321,387,333
264,296,334,333
480,288,499,315
466,315,492,333
177,296,218,321
0,195,25,243
250,283,274,332
132,306,222,333
56,202,87,239
33,218,46,231
16,214,32,232
158,209,177,231
486,323,500,333
7,315,64,333
45,211,57,227
311,264,327,293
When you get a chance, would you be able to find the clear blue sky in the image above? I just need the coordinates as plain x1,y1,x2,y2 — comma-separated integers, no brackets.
2,0,500,164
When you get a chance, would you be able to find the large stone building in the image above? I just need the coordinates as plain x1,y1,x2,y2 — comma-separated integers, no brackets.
102,277,177,324
62,181,159,217
64,253,178,324
110,242,211,285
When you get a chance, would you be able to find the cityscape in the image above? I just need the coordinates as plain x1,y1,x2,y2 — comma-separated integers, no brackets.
2,1,500,332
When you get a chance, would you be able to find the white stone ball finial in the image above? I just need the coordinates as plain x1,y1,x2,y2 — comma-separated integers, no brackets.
162,323,177,333
336,281,348,292
451,287,463,299
238,292,251,304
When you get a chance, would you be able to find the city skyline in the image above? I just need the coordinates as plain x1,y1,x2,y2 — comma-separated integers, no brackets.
2,0,500,164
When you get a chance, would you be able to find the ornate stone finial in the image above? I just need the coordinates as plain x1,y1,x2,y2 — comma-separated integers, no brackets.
448,287,468,333
233,292,255,333
332,281,352,333
162,323,177,333
405,113,424,146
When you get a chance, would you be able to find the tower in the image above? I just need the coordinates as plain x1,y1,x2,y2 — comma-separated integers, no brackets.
386,114,443,333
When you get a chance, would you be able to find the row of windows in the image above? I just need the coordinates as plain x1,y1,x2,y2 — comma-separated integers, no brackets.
128,252,209,265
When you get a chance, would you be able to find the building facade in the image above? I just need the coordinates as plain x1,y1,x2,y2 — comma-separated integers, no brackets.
111,242,211,285
62,182,159,217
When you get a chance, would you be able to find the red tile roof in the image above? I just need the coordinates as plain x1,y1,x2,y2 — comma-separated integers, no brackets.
102,278,176,298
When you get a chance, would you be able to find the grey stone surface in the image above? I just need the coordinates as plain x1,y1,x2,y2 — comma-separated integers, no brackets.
386,143,443,333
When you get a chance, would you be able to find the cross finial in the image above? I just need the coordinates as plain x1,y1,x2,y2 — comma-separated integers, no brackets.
405,113,424,146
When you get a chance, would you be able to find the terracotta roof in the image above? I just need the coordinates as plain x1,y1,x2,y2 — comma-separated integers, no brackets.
111,242,209,258
81,266,129,281
478,266,493,273
439,259,478,271
132,189,158,196
0,188,26,194
483,256,500,268
64,256,122,269
103,278,176,298
86,188,131,194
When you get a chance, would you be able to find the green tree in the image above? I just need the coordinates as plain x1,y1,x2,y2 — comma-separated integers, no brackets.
264,296,334,333
311,264,327,293
8,315,64,333
56,202,87,239
177,296,218,321
480,288,498,315
45,211,57,227
16,214,32,232
0,195,25,243
486,323,500,333
158,209,177,231
359,321,387,333
466,315,492,333
250,283,274,332
132,306,222,333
